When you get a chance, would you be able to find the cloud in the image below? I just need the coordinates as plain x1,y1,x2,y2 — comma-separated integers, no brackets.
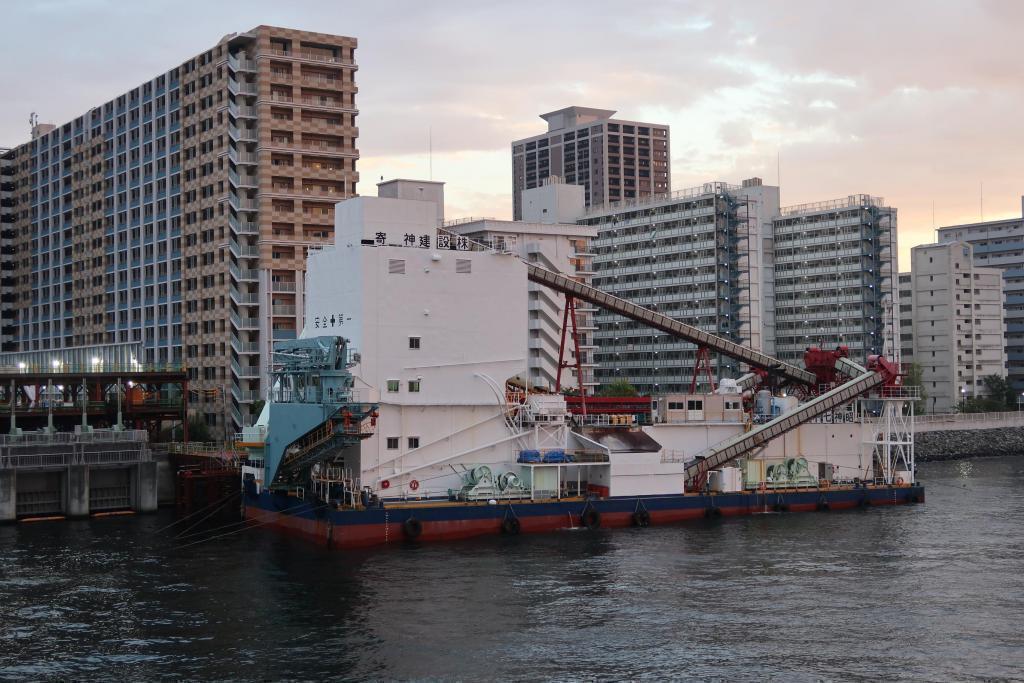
2,0,1023,268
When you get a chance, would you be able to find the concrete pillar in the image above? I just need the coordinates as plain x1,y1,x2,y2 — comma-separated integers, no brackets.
134,462,158,513
0,470,15,522
66,465,89,518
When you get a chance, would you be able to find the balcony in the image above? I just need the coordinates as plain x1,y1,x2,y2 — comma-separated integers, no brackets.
231,385,262,403
228,54,257,73
229,79,259,97
272,304,296,316
271,281,296,292
230,286,260,305
264,48,354,66
229,214,259,235
229,262,259,282
231,310,259,330
232,358,261,378
229,239,260,259
297,96,353,111
228,146,259,166
231,335,260,355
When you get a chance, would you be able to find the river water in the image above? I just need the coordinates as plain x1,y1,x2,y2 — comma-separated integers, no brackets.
1,456,1023,681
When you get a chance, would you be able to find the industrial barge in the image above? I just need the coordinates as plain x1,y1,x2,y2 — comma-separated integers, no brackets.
237,194,922,549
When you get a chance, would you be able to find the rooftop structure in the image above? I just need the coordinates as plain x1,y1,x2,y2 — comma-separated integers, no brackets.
511,106,670,220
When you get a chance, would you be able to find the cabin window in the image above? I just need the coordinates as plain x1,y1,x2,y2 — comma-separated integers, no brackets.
408,436,420,449
409,336,421,349
408,380,421,392
386,379,399,392
686,400,703,411
386,437,399,449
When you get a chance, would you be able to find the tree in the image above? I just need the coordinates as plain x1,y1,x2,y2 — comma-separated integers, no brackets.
981,374,1015,411
904,362,928,414
957,374,1015,413
156,418,213,443
598,379,639,397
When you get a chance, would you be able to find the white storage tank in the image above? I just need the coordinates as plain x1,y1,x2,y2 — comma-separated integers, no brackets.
708,470,724,492
719,466,743,492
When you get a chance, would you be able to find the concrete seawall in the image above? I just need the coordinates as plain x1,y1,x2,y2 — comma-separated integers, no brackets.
915,426,1024,462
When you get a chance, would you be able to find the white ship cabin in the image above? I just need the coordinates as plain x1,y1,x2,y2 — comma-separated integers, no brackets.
654,393,745,424
296,182,690,501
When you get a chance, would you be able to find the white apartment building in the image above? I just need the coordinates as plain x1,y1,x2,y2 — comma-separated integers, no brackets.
444,181,598,393
938,198,1024,391
773,195,898,365
909,241,1006,413
579,178,780,394
898,272,914,366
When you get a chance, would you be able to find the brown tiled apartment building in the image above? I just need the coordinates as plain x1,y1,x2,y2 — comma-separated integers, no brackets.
0,25,359,436
511,106,670,219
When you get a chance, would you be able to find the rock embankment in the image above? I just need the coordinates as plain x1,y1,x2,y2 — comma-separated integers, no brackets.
915,427,1024,462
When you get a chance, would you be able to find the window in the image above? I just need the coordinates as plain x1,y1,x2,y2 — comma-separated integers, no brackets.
408,380,421,392
408,436,420,449
386,437,399,449
409,336,421,349
386,379,400,392
686,399,703,411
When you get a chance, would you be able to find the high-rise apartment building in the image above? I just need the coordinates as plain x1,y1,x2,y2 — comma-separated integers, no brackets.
510,107,670,220
908,241,1006,413
938,198,1024,391
0,148,16,351
898,272,914,365
773,196,898,365
580,178,779,395
446,180,598,393
2,25,359,436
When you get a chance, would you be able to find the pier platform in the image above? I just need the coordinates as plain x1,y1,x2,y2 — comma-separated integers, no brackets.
0,428,156,521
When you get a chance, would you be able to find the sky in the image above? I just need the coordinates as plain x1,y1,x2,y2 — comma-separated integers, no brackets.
3,0,1023,267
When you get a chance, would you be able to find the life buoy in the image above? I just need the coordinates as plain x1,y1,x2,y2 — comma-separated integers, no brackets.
820,479,830,489
409,479,420,491
381,480,390,489
581,508,601,529
403,517,422,539
895,477,904,486
501,517,521,535
632,510,651,527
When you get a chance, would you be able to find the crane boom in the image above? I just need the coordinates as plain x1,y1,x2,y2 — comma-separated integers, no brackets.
525,264,818,386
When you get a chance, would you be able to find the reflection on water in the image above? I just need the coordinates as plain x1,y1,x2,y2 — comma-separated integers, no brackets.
2,456,1024,680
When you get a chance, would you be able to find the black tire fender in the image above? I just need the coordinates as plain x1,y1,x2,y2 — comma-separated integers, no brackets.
403,517,423,539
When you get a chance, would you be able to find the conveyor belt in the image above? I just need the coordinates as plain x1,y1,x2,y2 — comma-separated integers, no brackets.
683,369,885,487
526,264,818,386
